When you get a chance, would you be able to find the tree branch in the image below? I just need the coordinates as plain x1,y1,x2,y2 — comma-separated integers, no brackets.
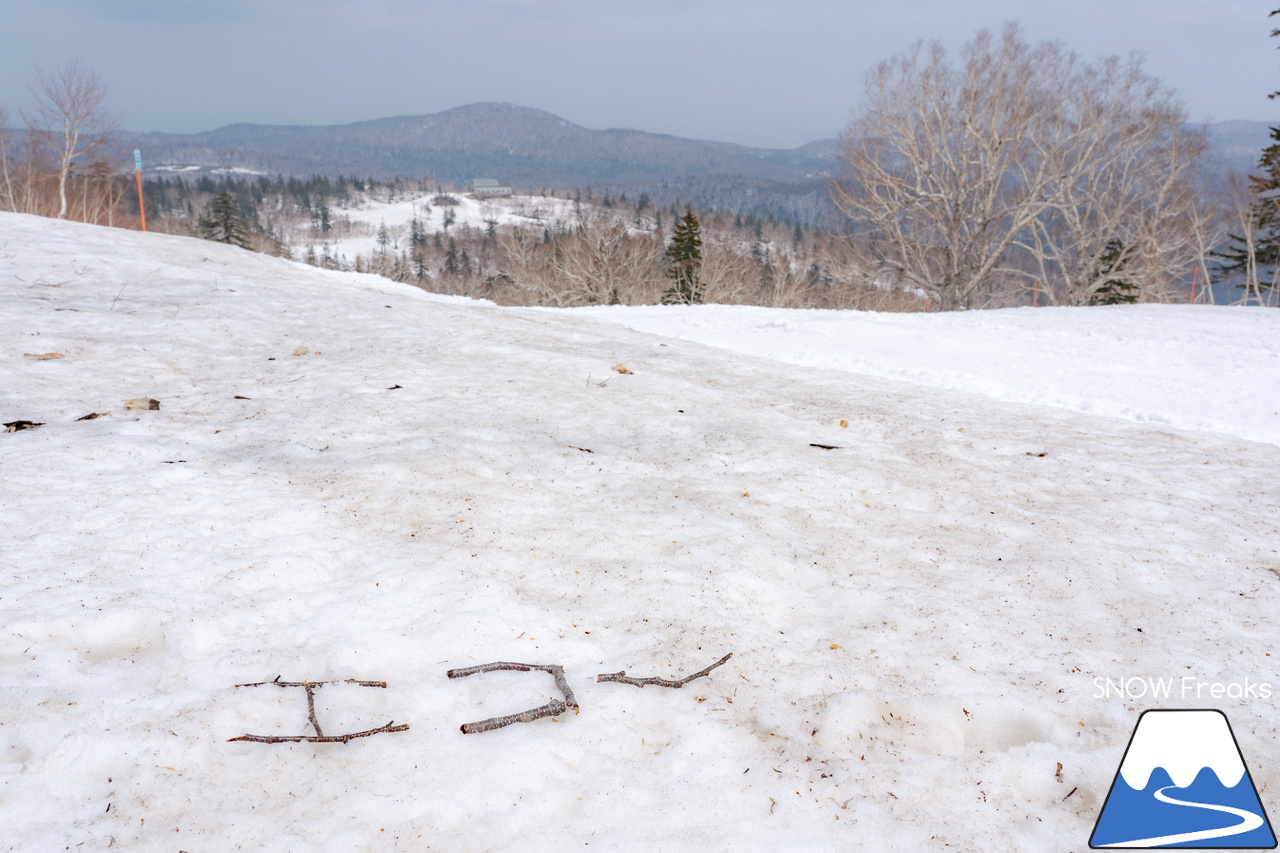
305,684,323,737
596,652,733,688
227,722,409,744
447,661,579,734
229,677,406,744
234,677,388,689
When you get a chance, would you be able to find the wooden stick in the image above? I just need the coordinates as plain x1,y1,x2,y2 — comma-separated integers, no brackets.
227,722,408,744
233,678,388,689
597,653,732,688
305,684,323,737
447,662,578,734
228,677,405,744
459,699,569,735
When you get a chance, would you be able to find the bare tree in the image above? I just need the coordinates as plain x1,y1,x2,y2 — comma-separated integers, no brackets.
26,61,117,220
830,24,1210,309
0,105,17,213
1017,54,1209,304
1222,170,1272,305
547,213,661,306
830,27,1073,309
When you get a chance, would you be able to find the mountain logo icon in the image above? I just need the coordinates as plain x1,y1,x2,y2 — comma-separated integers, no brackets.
1091,709,1276,848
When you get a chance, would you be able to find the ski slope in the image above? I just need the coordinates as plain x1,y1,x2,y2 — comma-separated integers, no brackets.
2,212,1278,851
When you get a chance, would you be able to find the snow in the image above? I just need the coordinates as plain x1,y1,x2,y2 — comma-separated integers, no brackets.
313,193,578,263
2,211,1279,851
564,302,1280,447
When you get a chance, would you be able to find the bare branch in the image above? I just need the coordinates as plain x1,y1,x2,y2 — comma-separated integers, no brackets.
227,722,409,744
447,661,579,734
305,684,323,737
234,677,388,689
597,652,733,688
229,677,406,744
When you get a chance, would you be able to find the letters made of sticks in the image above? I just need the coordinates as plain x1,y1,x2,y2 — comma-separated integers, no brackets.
449,652,732,735
447,662,580,734
227,678,409,744
227,652,732,743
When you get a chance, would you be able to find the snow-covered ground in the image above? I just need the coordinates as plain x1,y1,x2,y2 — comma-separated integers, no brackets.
2,211,1278,851
314,193,578,263
566,302,1280,447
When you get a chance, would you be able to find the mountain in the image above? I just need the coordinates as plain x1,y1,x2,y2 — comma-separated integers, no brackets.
118,105,1271,227
1203,119,1274,174
126,102,834,186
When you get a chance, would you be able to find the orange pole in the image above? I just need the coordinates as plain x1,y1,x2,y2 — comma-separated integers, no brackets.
1189,265,1199,304
1033,278,1039,307
133,149,147,232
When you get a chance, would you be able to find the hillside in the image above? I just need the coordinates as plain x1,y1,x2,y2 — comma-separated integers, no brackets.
2,213,1279,850
128,102,834,185
120,103,1273,227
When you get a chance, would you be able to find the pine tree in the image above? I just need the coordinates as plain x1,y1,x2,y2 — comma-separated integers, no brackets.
1216,8,1280,293
444,237,460,275
199,191,250,249
1089,239,1139,305
662,210,704,304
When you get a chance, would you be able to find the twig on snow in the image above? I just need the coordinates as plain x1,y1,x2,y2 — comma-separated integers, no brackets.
227,722,409,744
597,652,733,688
234,677,388,689
447,662,579,734
305,684,323,737
228,677,407,744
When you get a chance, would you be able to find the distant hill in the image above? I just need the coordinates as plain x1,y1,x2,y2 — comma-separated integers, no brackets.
1203,120,1274,174
119,105,1272,227
127,102,833,186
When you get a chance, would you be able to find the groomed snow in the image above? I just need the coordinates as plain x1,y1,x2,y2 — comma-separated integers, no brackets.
2,211,1278,851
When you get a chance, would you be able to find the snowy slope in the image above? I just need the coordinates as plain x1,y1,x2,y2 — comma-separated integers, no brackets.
311,193,577,264
2,212,1279,852
566,302,1280,447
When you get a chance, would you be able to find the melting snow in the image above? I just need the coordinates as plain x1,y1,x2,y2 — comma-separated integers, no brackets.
2,212,1278,851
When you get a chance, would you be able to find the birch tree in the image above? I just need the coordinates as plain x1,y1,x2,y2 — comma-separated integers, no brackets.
27,62,117,220
830,24,1209,308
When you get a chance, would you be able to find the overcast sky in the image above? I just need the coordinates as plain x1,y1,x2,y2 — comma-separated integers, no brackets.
1,0,1275,149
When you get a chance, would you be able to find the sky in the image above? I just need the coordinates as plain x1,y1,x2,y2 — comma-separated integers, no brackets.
0,0,1276,149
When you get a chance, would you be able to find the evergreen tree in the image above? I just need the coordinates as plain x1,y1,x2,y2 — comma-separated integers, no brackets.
444,237,460,275
662,210,704,304
1215,8,1280,293
1089,239,1139,305
199,190,250,249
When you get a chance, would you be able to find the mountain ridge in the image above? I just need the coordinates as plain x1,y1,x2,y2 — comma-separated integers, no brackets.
118,102,1273,226
126,102,834,185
